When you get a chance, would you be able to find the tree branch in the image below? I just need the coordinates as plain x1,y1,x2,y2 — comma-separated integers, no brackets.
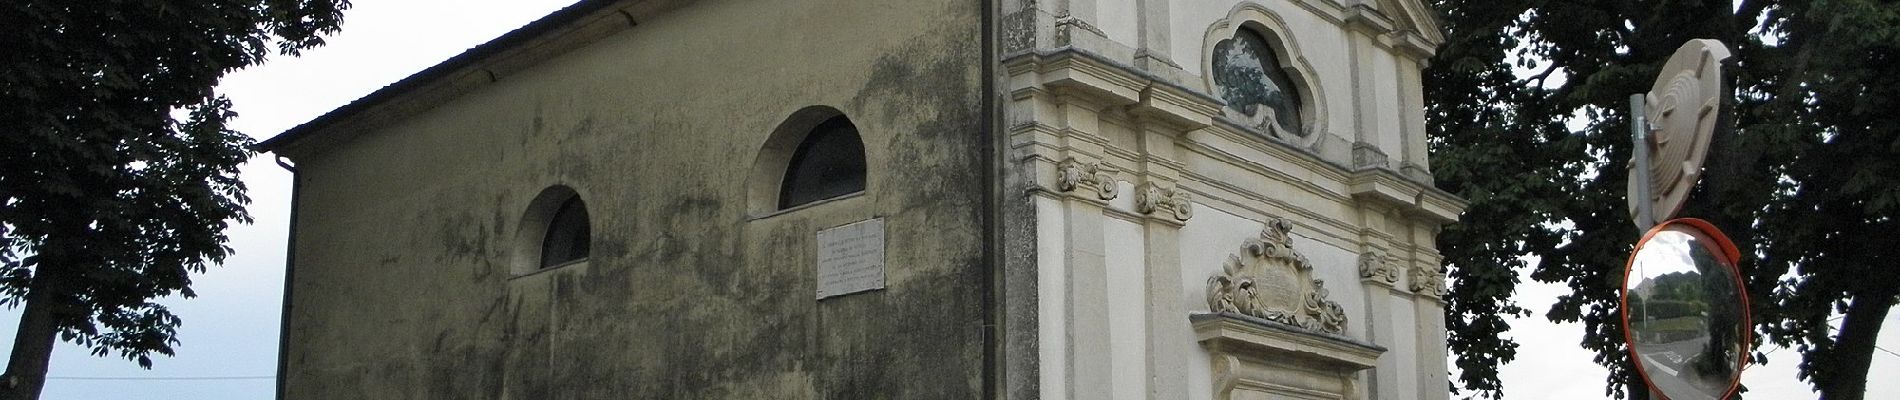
1527,57,1570,90
1735,0,1773,33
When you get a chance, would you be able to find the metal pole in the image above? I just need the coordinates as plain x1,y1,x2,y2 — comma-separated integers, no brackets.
1631,94,1655,231
1630,93,1653,345
1631,93,1663,399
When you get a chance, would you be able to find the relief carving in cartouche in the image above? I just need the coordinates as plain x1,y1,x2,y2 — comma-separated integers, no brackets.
1057,157,1119,200
1206,218,1348,334
1135,182,1193,221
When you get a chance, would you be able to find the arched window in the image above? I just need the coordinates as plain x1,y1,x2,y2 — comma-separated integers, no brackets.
539,196,591,268
1213,28,1305,137
513,186,590,273
777,115,866,209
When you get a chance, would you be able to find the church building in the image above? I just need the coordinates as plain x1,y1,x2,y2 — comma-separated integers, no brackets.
258,0,1463,398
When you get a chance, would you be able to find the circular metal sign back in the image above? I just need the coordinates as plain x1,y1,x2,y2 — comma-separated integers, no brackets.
1621,218,1750,400
1628,40,1731,227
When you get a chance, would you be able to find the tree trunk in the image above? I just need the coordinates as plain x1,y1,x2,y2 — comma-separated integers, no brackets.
0,261,66,400
1819,286,1898,400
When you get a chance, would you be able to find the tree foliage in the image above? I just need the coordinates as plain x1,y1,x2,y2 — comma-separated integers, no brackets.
0,1,347,398
1426,0,1900,399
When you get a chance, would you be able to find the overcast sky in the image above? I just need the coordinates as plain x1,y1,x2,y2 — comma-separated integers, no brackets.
1,1,1894,399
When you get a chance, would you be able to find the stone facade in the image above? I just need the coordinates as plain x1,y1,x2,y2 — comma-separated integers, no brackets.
261,0,1463,399
997,1,1461,399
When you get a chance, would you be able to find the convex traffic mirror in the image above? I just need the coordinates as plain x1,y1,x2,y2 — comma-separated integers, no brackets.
1621,218,1750,400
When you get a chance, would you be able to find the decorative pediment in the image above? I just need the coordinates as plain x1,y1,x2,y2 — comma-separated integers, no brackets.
1205,218,1348,334
1057,157,1119,200
1359,249,1401,286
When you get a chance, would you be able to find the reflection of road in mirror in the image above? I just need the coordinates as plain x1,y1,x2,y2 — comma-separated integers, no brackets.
1626,226,1745,399
1635,335,1728,400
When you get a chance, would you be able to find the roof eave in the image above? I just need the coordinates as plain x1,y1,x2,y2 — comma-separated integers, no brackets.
254,0,658,155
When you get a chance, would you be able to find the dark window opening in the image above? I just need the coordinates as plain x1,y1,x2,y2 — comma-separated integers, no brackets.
1212,28,1305,136
539,196,591,268
778,116,867,209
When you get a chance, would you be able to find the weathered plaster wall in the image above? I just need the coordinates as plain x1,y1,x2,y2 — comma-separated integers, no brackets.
274,0,986,398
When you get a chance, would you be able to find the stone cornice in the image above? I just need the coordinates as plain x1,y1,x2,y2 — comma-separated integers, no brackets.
1191,312,1384,371
1417,188,1467,225
1348,169,1417,206
1003,48,1227,119
1387,0,1448,45
1176,175,1363,250
1279,0,1358,28
1026,52,1145,106
1195,121,1356,190
1347,169,1465,225
1389,30,1441,61
1342,4,1401,37
1133,84,1220,131
1340,2,1443,62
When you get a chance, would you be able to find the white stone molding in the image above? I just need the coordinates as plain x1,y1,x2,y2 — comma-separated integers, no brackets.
1016,52,1145,106
1199,3,1331,149
1053,11,1109,45
1348,168,1464,225
1358,249,1401,287
1374,0,1447,46
1193,313,1383,400
1339,1,1446,62
1134,181,1193,222
1133,83,1220,131
1005,50,1223,128
1205,218,1349,334
1352,141,1392,171
1400,161,1432,183
1056,157,1120,201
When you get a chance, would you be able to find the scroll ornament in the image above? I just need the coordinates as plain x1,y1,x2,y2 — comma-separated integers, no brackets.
1359,250,1401,286
1135,182,1193,221
1410,264,1448,298
1057,157,1118,200
1206,218,1348,334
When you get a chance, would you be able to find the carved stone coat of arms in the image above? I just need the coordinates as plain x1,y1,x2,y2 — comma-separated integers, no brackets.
1205,218,1348,334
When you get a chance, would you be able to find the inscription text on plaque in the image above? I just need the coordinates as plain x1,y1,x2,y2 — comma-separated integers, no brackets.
816,218,886,299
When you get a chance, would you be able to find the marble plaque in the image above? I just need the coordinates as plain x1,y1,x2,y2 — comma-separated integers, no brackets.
816,218,886,299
